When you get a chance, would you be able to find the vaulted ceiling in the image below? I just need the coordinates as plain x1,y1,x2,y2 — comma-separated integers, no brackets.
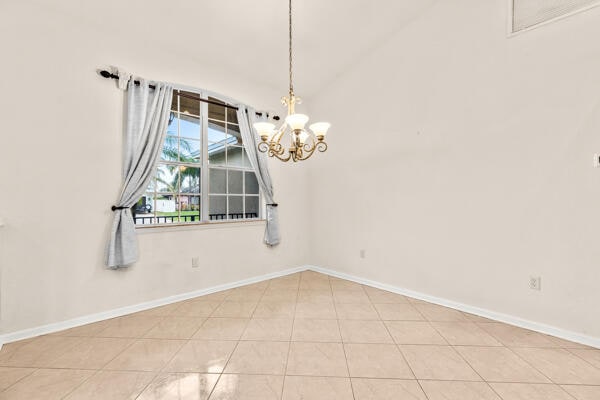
36,0,437,98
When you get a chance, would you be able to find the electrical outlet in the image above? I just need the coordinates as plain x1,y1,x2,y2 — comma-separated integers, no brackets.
529,276,541,291
360,249,366,259
192,257,200,268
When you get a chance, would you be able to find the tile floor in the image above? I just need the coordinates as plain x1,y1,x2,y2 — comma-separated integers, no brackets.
0,271,599,399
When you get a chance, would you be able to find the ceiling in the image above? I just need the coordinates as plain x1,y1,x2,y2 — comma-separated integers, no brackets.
35,0,436,98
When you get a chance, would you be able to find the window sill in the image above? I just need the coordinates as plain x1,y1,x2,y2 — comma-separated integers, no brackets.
135,219,266,234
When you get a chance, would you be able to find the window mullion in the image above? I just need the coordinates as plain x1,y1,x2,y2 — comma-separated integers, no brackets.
201,91,209,222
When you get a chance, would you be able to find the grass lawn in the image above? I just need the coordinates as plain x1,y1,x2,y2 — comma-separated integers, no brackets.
156,211,199,217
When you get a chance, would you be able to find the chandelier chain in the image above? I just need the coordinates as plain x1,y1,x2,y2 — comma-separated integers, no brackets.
289,0,293,95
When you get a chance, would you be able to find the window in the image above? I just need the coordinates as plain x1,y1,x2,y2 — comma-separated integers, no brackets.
133,89,261,226
511,0,600,33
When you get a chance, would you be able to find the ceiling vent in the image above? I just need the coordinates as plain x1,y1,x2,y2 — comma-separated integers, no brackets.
511,0,600,32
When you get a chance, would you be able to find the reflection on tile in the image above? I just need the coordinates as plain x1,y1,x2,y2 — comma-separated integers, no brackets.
225,341,289,375
1,368,93,400
192,318,248,341
164,340,236,373
344,344,413,379
209,374,284,400
64,370,154,400
105,339,185,372
490,383,575,400
292,319,341,342
339,320,393,344
385,321,447,345
400,345,480,381
241,318,293,341
282,376,353,400
352,378,427,400
0,367,35,391
420,380,501,400
286,342,348,377
512,347,600,385
137,372,219,400
456,346,550,383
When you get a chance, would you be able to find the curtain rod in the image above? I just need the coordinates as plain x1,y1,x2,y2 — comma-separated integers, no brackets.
98,70,279,120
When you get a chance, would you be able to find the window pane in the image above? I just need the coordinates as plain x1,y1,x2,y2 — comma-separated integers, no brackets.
227,108,238,124
208,143,226,166
208,97,226,121
245,196,259,218
156,164,178,192
180,167,200,193
243,150,252,168
228,195,243,219
228,123,242,145
179,114,200,139
209,168,226,194
228,170,243,194
167,112,178,136
179,138,201,163
133,194,155,225
209,195,227,219
161,136,179,162
208,120,227,143
154,194,178,224
245,172,259,194
178,195,201,223
179,93,200,117
227,146,244,167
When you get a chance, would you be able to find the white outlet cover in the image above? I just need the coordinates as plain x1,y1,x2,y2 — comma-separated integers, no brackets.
192,257,200,268
529,276,541,291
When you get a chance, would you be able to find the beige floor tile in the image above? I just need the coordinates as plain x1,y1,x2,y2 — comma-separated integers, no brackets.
400,345,481,381
461,312,494,323
143,317,205,340
298,280,331,290
339,320,393,344
253,302,296,318
0,336,84,367
456,346,550,383
44,337,134,369
260,289,298,303
413,304,468,322
419,380,500,400
211,302,257,318
569,349,600,369
1,368,93,400
135,303,183,318
105,339,185,372
351,378,427,399
192,318,248,341
286,342,349,377
194,291,230,302
490,383,575,400
334,303,379,320
294,302,337,319
224,288,265,302
333,290,371,304
373,303,424,321
477,322,559,348
561,384,600,400
209,374,284,400
97,315,163,338
344,343,413,379
241,318,293,341
164,340,236,373
0,367,35,391
172,301,221,318
546,336,595,349
363,288,408,304
297,290,333,304
330,280,364,291
136,372,218,400
385,321,447,345
512,347,600,385
292,319,342,342
282,376,353,400
63,370,154,400
431,322,503,346
50,320,113,337
224,341,289,375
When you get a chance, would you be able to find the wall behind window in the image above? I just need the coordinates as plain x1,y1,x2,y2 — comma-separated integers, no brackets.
0,1,310,335
307,0,600,338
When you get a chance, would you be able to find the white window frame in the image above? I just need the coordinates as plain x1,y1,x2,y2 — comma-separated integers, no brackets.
135,85,263,229
507,0,600,36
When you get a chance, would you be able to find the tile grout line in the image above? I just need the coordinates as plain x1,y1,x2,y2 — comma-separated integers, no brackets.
281,272,301,400
331,275,357,400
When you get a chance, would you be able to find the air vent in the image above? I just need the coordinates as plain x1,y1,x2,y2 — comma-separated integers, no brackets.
512,0,600,32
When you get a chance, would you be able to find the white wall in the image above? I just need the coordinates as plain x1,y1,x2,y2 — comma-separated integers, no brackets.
0,2,310,335
308,0,600,338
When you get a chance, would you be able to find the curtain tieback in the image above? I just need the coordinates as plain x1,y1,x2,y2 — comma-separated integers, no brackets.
111,205,129,211
266,203,278,207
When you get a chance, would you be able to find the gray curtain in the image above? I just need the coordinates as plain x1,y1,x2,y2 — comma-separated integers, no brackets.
237,105,280,246
106,79,174,268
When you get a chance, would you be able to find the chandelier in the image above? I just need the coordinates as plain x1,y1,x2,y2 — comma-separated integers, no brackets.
253,0,330,162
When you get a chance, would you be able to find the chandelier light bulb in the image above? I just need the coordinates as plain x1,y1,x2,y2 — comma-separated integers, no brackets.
298,130,309,145
253,122,276,141
309,122,331,138
285,114,309,131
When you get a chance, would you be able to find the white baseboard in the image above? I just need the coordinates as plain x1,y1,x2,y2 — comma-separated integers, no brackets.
308,265,600,349
2,264,598,350
0,266,308,349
